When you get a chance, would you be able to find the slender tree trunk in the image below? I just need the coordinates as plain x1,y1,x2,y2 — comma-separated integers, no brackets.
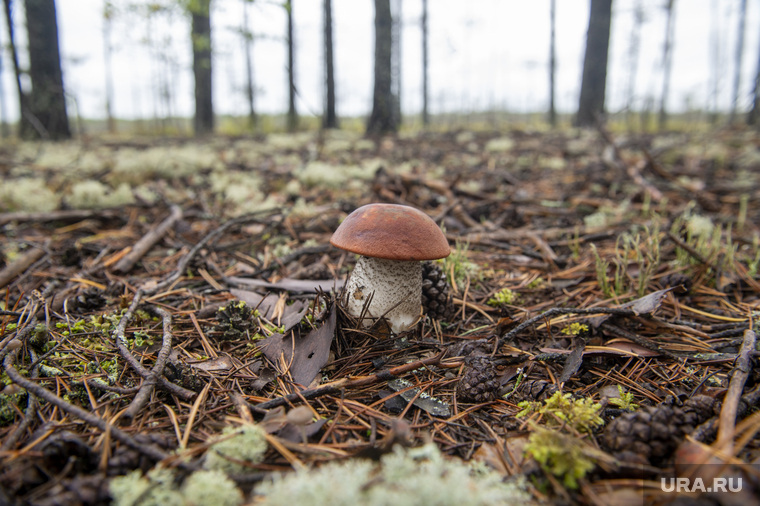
322,0,337,128
242,0,256,130
391,0,401,127
24,0,71,139
3,0,28,137
103,0,115,133
548,0,556,127
286,0,298,132
574,0,612,127
749,12,760,125
625,0,643,130
191,0,213,136
366,0,396,135
730,0,747,123
657,0,675,131
708,0,721,124
421,0,429,126
0,43,7,137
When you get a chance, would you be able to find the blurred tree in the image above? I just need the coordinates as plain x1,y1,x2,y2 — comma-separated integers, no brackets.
23,0,71,139
625,0,643,130
391,0,401,127
322,0,337,128
421,0,429,126
286,0,298,132
367,0,397,134
548,0,556,127
189,0,214,135
242,0,256,130
730,0,747,123
575,0,612,127
2,0,26,136
103,0,116,133
658,0,675,130
749,14,760,126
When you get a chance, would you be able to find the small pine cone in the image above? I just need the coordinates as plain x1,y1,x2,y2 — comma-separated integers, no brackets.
422,261,452,320
601,395,718,464
457,356,500,403
214,300,257,341
518,379,560,402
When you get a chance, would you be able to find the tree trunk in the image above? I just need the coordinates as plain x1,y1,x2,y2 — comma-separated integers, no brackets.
391,0,401,127
286,0,298,132
366,0,396,135
548,0,556,127
749,12,760,125
191,0,213,136
625,0,643,130
575,0,612,127
103,0,115,133
322,0,337,129
730,0,747,123
242,0,256,130
24,0,71,139
657,0,675,131
421,0,429,126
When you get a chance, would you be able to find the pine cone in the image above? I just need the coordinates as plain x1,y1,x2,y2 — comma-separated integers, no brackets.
457,356,500,403
601,395,717,464
214,300,257,341
422,261,452,320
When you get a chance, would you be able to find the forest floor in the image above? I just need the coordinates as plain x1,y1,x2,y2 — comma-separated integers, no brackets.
0,126,759,505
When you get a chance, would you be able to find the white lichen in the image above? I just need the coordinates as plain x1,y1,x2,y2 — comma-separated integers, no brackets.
0,177,60,212
65,180,135,209
256,443,532,506
203,423,268,474
181,470,243,506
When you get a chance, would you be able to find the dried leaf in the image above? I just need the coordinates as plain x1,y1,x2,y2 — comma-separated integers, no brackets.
557,338,585,383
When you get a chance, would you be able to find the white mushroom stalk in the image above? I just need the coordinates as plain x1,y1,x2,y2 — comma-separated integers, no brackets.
344,256,422,333
330,203,451,335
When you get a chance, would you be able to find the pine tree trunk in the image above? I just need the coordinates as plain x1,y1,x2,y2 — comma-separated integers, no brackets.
286,0,298,132
242,0,256,130
421,0,429,126
625,0,643,130
191,0,213,136
24,0,70,139
103,0,115,133
730,0,747,123
749,14,760,125
366,0,396,135
322,0,337,129
658,0,675,131
548,0,557,127
575,0,612,127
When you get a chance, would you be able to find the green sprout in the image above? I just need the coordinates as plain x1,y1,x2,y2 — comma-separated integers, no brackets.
524,427,597,489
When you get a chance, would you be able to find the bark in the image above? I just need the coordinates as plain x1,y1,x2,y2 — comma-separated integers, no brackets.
366,0,397,135
24,0,71,139
322,0,337,128
730,0,747,123
657,0,675,131
191,0,214,136
286,0,298,132
391,0,401,127
575,0,612,127
548,0,556,127
421,0,429,126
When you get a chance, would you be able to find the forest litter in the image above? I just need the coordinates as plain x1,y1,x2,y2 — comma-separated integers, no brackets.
1,126,759,504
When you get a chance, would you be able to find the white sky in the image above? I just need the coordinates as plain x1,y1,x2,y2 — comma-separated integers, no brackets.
1,0,757,122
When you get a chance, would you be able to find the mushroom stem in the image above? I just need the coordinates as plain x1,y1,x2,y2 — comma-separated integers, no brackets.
344,256,422,333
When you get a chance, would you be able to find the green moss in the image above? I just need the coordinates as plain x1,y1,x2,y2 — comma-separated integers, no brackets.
523,427,596,489
517,391,603,434
487,288,518,307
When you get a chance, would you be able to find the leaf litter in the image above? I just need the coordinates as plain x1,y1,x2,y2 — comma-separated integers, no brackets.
0,127,759,503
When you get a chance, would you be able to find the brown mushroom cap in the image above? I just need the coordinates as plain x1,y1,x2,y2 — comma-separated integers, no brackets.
330,203,451,261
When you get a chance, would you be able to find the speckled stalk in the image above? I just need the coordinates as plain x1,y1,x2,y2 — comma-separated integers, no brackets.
344,256,422,334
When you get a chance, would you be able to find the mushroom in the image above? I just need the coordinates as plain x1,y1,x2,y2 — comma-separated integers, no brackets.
330,203,451,333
